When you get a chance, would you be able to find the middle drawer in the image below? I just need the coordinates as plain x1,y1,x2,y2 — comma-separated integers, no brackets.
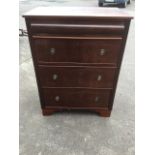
38,65,116,88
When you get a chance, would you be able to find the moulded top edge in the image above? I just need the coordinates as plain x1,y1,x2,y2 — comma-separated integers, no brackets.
23,6,134,19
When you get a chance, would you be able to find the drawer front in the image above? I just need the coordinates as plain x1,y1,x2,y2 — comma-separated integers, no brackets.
43,88,112,107
34,38,122,64
38,66,116,88
30,22,125,36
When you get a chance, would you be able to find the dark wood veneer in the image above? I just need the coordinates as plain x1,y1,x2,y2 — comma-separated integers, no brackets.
23,7,132,117
42,88,112,107
34,38,122,65
38,65,116,88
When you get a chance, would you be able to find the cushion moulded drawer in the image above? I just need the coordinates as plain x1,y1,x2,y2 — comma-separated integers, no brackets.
30,21,125,36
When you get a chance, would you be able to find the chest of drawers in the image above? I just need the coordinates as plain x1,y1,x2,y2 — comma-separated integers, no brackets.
23,7,132,117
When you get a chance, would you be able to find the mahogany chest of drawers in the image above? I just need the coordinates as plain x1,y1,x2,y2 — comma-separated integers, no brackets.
23,7,132,117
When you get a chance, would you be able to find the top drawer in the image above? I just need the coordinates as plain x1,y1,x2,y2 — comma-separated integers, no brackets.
30,23,125,36
28,17,126,37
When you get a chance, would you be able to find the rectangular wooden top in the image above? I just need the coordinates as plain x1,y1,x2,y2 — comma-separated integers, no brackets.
23,7,133,19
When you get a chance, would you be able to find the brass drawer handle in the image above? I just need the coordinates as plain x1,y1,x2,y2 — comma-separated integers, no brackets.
50,48,55,55
55,96,60,102
95,96,99,102
52,74,58,80
97,75,102,81
100,49,106,55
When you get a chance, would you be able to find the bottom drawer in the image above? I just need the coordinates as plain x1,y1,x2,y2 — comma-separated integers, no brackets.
42,88,112,107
